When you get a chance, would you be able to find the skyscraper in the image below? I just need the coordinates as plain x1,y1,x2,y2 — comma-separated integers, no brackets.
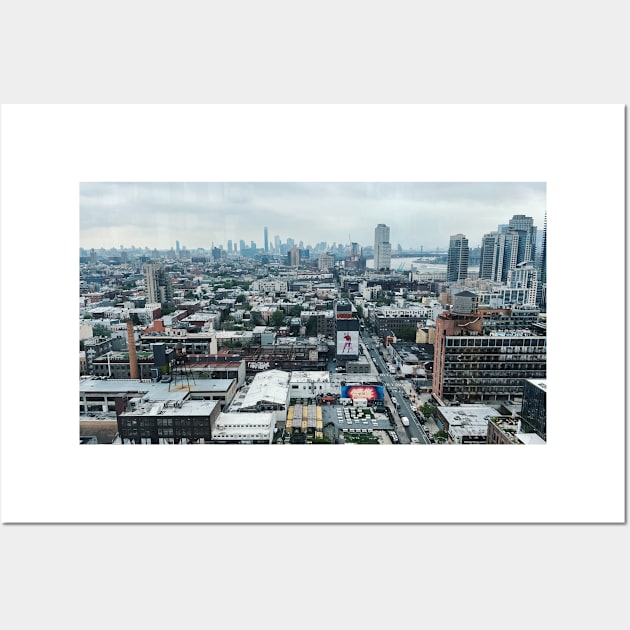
264,226,269,252
479,231,500,280
447,234,469,282
479,230,518,282
479,214,538,283
373,224,391,271
508,214,537,265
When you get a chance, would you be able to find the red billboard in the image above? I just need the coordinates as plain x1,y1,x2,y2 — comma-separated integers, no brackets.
340,385,384,401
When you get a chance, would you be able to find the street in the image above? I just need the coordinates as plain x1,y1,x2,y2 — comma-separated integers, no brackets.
360,330,431,444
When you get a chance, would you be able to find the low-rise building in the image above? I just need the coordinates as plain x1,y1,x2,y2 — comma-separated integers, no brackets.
289,371,332,399
212,412,276,443
92,350,155,379
117,399,220,444
230,369,290,413
437,405,501,444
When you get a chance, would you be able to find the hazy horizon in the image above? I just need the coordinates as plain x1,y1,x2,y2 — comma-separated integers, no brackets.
80,182,546,252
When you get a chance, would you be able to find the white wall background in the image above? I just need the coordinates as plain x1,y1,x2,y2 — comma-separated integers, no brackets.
0,2,627,630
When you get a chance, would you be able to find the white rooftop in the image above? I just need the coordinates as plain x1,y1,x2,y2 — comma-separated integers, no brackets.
290,371,331,384
526,378,547,391
238,369,290,409
439,405,500,439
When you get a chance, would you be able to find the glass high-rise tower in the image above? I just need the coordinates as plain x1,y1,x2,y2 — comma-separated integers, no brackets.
447,233,469,282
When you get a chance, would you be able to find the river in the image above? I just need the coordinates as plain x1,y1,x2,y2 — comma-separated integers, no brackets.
366,257,448,273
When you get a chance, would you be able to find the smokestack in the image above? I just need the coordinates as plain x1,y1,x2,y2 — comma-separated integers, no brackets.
127,320,139,379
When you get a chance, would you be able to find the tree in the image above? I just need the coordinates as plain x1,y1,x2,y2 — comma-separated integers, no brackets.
130,312,141,326
92,323,111,338
355,305,364,319
420,403,437,418
306,315,317,336
250,311,263,326
289,305,302,317
433,430,449,443
271,310,286,327
397,326,417,341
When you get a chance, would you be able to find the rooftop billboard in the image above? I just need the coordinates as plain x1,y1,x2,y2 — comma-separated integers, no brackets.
340,385,384,401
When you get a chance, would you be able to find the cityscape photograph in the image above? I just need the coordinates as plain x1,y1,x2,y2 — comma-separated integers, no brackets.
80,182,547,446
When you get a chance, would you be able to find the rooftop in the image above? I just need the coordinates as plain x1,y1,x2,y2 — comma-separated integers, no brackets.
121,399,219,417
515,433,546,445
79,377,234,400
232,369,290,410
290,371,331,383
488,416,522,444
526,378,547,391
438,405,500,438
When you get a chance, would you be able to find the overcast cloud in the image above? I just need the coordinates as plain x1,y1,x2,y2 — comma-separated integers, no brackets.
80,182,546,251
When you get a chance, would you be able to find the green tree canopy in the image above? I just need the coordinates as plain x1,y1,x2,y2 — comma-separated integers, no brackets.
420,403,437,418
433,430,449,443
271,310,286,327
306,315,317,336
397,326,417,341
92,323,111,338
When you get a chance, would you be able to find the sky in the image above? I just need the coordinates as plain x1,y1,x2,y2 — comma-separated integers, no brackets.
80,182,546,252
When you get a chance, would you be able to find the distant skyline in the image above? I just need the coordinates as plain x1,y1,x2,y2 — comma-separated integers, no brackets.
80,182,546,251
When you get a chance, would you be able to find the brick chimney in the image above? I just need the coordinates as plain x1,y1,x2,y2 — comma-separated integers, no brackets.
127,320,139,379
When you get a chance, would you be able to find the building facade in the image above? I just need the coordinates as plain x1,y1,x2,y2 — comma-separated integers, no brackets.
318,252,335,271
117,399,220,444
519,378,547,441
144,263,173,304
433,312,546,403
